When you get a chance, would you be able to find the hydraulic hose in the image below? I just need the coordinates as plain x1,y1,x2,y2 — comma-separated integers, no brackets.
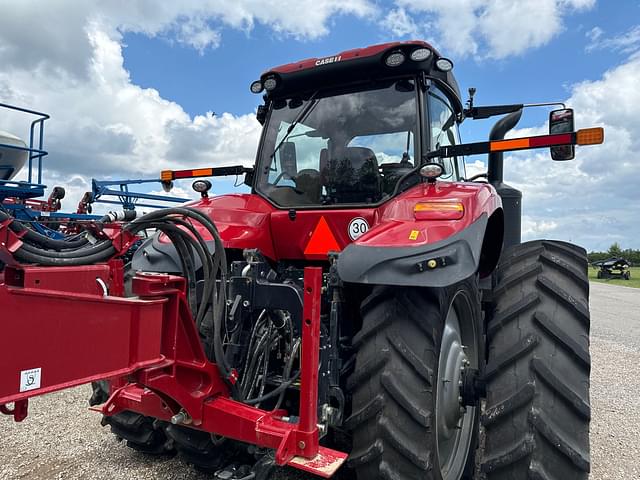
19,240,113,259
4,205,235,397
2,212,89,250
13,245,117,266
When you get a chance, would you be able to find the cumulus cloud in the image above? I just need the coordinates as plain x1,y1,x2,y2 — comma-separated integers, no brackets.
379,8,424,39
498,53,640,249
389,0,595,58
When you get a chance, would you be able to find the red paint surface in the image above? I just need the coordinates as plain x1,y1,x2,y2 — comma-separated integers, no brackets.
266,40,438,75
0,266,346,477
179,181,500,261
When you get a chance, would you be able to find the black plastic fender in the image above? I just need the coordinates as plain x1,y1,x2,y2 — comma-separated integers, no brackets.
337,214,488,288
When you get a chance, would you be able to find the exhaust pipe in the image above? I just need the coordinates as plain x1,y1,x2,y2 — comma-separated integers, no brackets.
488,109,523,250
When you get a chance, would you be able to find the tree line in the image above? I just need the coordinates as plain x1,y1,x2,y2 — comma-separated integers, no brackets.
588,242,638,265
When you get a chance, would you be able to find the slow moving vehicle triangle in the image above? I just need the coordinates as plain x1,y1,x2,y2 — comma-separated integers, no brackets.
304,216,341,256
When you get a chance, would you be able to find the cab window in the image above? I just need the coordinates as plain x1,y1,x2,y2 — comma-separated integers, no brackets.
428,87,463,181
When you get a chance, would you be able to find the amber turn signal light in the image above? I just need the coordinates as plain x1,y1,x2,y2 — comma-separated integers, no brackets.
576,127,604,146
414,201,464,220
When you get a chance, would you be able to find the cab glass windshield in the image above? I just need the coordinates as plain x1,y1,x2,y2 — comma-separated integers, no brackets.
256,79,418,207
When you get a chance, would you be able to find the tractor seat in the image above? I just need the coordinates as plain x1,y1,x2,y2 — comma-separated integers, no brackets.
294,169,322,203
321,147,382,204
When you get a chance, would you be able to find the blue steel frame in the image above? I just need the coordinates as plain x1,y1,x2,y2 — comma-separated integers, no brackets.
1,103,187,239
0,102,50,201
90,178,189,210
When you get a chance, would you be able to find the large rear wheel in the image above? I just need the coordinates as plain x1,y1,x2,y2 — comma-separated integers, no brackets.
346,280,482,479
482,240,591,479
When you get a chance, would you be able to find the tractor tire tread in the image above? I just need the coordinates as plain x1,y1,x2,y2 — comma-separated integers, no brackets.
482,240,591,480
103,411,173,455
348,287,438,479
348,282,479,480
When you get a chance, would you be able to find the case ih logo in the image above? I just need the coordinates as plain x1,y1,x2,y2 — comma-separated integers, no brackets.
315,55,341,66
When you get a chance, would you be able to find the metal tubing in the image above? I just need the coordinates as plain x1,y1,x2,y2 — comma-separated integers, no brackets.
299,267,323,435
487,109,522,185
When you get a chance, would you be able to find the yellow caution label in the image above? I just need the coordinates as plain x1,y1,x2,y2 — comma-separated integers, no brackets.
409,230,419,240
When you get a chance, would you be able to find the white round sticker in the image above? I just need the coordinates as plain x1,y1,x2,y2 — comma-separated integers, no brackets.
348,217,369,240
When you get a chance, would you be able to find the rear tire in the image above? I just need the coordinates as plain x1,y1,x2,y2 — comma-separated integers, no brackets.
346,280,482,479
482,240,591,479
164,424,230,473
102,410,174,455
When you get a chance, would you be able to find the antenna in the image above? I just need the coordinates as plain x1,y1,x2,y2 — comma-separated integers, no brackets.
467,87,476,110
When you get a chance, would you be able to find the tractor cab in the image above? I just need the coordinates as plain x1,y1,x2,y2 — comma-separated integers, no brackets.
251,41,466,208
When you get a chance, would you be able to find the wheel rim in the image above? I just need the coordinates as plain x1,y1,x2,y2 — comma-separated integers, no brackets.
435,291,478,479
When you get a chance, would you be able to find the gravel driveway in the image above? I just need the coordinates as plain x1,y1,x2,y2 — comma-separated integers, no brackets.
1,281,638,479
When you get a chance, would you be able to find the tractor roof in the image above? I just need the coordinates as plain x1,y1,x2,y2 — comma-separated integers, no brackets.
257,40,463,113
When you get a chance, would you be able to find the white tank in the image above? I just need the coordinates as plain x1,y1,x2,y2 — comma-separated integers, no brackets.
0,131,28,181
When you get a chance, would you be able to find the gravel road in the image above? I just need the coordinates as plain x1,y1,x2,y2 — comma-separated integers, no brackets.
1,282,638,479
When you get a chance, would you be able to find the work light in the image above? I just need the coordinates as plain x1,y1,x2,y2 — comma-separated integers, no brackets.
263,76,278,91
435,58,454,72
250,80,263,94
410,48,431,62
385,51,406,67
420,163,444,179
192,179,212,197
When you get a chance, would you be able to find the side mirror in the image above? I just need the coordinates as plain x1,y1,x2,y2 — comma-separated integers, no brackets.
549,108,575,160
280,141,298,177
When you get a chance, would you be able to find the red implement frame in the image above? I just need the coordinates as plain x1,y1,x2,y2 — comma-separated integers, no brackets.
0,265,346,477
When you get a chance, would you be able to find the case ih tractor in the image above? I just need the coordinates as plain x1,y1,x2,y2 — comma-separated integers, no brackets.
1,41,602,480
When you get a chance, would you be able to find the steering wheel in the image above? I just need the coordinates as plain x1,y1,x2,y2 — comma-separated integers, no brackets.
272,171,294,185
466,172,488,182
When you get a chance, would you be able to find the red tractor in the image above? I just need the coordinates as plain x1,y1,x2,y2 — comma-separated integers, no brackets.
1,41,602,480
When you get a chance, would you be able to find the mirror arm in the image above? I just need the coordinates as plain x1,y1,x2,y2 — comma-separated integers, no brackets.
464,104,524,119
426,129,602,161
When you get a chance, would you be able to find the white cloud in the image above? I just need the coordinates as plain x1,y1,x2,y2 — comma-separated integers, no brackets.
464,159,487,179
586,24,640,54
379,8,423,39
499,53,640,250
391,0,595,58
0,1,374,210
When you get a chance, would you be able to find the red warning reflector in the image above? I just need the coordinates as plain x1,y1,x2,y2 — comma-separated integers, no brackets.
304,217,341,256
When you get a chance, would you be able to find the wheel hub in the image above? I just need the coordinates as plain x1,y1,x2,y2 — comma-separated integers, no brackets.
438,328,468,439
435,293,478,480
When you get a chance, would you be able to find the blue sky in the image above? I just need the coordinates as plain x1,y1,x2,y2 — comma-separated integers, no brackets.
1,0,639,250
120,2,634,135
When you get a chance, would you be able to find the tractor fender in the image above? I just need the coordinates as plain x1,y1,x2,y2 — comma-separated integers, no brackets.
337,214,489,288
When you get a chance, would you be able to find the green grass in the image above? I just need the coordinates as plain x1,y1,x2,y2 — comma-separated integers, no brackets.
588,266,640,288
